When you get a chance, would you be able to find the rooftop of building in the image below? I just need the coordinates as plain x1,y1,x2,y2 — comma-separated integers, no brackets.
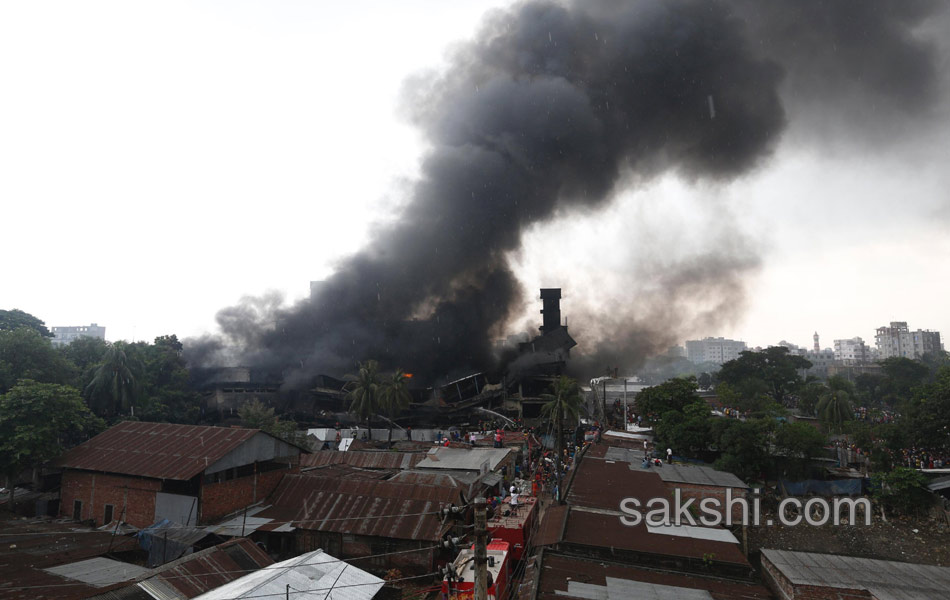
55,421,303,481
415,446,513,472
762,548,950,600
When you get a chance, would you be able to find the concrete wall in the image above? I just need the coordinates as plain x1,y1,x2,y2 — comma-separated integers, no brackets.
60,470,161,528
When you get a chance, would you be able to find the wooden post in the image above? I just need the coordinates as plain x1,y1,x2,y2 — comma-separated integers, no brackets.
474,497,488,600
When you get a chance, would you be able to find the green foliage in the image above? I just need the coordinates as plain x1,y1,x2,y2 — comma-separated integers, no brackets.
712,418,771,483
697,372,713,391
654,399,712,459
84,342,144,418
798,381,826,416
0,328,77,394
774,421,827,478
379,368,412,441
816,376,854,433
133,335,200,423
540,376,584,428
0,380,104,480
635,376,701,423
345,360,380,439
872,467,932,516
0,309,52,337
900,365,950,451
717,347,810,405
237,398,297,442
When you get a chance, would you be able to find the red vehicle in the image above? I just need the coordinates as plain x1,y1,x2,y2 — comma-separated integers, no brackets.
487,495,538,561
441,541,510,600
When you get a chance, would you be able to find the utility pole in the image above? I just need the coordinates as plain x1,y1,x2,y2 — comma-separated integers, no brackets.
623,377,627,431
474,497,488,600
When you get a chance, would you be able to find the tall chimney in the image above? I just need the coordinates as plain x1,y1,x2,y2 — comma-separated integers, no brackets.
539,289,562,335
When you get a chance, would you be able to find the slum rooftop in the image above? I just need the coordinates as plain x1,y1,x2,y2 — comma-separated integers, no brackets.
762,549,950,600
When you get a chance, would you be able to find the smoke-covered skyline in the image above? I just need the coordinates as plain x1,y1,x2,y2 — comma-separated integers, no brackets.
186,0,947,385
3,0,948,384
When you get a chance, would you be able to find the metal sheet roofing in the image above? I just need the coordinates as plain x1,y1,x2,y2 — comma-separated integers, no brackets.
300,450,424,470
762,548,950,600
602,447,748,489
415,447,512,472
85,538,275,600
192,549,383,600
43,558,150,588
55,422,264,480
255,473,462,541
536,554,771,600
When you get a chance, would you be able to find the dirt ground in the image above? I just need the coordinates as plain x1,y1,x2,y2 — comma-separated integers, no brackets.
747,504,950,567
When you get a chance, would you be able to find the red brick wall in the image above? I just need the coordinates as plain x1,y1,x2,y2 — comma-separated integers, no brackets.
199,468,288,524
60,470,161,528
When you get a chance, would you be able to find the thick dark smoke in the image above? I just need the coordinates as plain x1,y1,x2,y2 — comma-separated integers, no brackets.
187,0,945,386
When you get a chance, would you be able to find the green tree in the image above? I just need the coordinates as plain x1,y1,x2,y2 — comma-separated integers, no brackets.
817,376,854,433
654,399,713,460
872,467,931,517
0,309,52,337
0,328,76,394
900,365,950,451
378,368,412,443
635,376,701,423
798,380,826,416
540,376,584,503
135,335,201,423
237,398,297,442
0,380,104,505
712,418,771,483
879,357,929,407
774,421,827,478
85,342,144,418
697,372,713,391
345,360,380,440
717,347,811,406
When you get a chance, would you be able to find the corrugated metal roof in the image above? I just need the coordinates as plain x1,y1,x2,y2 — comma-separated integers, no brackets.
43,558,150,588
85,538,274,600
537,554,771,600
761,549,950,600
415,447,512,472
601,447,748,489
192,549,383,600
300,451,424,471
55,422,264,480
257,473,461,542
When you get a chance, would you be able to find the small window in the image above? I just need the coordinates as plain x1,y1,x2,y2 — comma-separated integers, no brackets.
73,500,83,521
104,504,114,524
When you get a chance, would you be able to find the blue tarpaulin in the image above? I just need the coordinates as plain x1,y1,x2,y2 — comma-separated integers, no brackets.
779,479,863,496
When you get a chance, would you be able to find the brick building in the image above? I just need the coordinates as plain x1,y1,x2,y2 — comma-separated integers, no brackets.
56,422,304,528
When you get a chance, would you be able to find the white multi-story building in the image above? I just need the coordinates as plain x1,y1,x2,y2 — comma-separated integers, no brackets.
685,337,747,365
874,321,942,360
51,323,106,347
833,337,871,364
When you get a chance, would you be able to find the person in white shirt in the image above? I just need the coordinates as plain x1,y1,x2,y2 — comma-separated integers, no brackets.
510,486,519,514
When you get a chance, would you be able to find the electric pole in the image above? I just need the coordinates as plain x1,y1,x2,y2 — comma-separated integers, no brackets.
474,497,488,600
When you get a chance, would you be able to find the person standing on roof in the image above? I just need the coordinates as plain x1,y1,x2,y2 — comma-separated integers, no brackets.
510,485,519,514
666,448,673,463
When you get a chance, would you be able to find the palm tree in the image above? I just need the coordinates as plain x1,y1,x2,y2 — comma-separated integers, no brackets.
85,342,142,418
379,368,412,443
345,360,380,440
817,376,854,433
540,376,584,503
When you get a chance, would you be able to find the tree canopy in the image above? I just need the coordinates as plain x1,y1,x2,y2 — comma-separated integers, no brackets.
635,376,701,422
0,309,52,337
345,360,381,438
0,328,76,394
717,347,811,405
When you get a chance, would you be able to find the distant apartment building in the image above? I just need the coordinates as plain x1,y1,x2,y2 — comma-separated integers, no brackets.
50,323,106,347
875,321,942,360
833,337,871,364
685,337,747,365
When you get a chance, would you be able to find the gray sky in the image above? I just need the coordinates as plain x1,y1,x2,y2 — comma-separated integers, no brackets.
2,0,948,355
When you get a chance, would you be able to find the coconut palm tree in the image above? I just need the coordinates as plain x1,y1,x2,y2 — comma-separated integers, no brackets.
540,376,584,503
345,360,380,440
817,376,854,433
379,368,412,443
84,342,143,418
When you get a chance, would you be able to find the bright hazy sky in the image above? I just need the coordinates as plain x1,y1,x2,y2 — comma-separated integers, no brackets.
2,1,948,354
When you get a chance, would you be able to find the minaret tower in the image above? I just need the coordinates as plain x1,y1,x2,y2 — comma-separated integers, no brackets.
813,332,820,353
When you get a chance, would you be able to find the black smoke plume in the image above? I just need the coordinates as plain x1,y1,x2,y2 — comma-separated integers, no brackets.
187,0,945,386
